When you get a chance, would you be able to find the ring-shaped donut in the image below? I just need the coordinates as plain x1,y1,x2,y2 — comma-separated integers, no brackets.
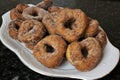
18,19,46,43
22,6,48,21
66,37,102,71
56,8,88,42
33,35,67,68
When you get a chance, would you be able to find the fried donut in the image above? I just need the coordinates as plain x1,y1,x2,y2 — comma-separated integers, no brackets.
42,12,58,34
8,19,23,39
18,19,46,43
56,8,87,42
66,37,102,71
36,0,53,10
33,35,67,68
85,18,99,37
96,30,107,48
48,6,63,13
22,6,48,21
10,4,28,20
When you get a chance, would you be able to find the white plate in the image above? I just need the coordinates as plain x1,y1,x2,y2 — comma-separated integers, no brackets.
0,5,119,80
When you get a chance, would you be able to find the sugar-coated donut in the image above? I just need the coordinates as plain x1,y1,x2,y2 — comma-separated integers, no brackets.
33,35,67,68
8,19,23,39
18,19,46,43
22,6,48,21
66,37,102,71
56,8,88,42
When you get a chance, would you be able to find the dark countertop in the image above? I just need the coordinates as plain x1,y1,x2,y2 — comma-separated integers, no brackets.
0,0,120,80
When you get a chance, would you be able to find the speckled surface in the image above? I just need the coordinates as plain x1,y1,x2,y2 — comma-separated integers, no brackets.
0,0,120,80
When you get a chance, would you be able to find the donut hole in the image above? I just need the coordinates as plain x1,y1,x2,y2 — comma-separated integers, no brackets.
15,24,20,30
45,44,54,53
64,18,75,29
31,11,38,16
78,36,85,41
18,10,22,14
81,48,88,58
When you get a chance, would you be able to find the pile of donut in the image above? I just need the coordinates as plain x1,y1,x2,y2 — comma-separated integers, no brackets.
8,0,107,71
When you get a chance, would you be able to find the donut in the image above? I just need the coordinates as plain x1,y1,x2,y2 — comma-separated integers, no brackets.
36,0,53,10
22,6,48,21
96,30,107,48
42,12,58,34
48,6,63,13
10,4,28,20
8,19,23,39
33,35,67,68
56,8,88,42
18,19,46,43
85,18,99,37
66,37,102,71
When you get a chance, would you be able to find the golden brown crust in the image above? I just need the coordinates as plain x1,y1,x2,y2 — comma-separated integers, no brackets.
96,30,107,48
85,18,99,37
66,37,102,71
8,19,23,39
56,8,88,42
18,19,46,43
33,35,67,68
42,12,58,34
22,6,48,21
